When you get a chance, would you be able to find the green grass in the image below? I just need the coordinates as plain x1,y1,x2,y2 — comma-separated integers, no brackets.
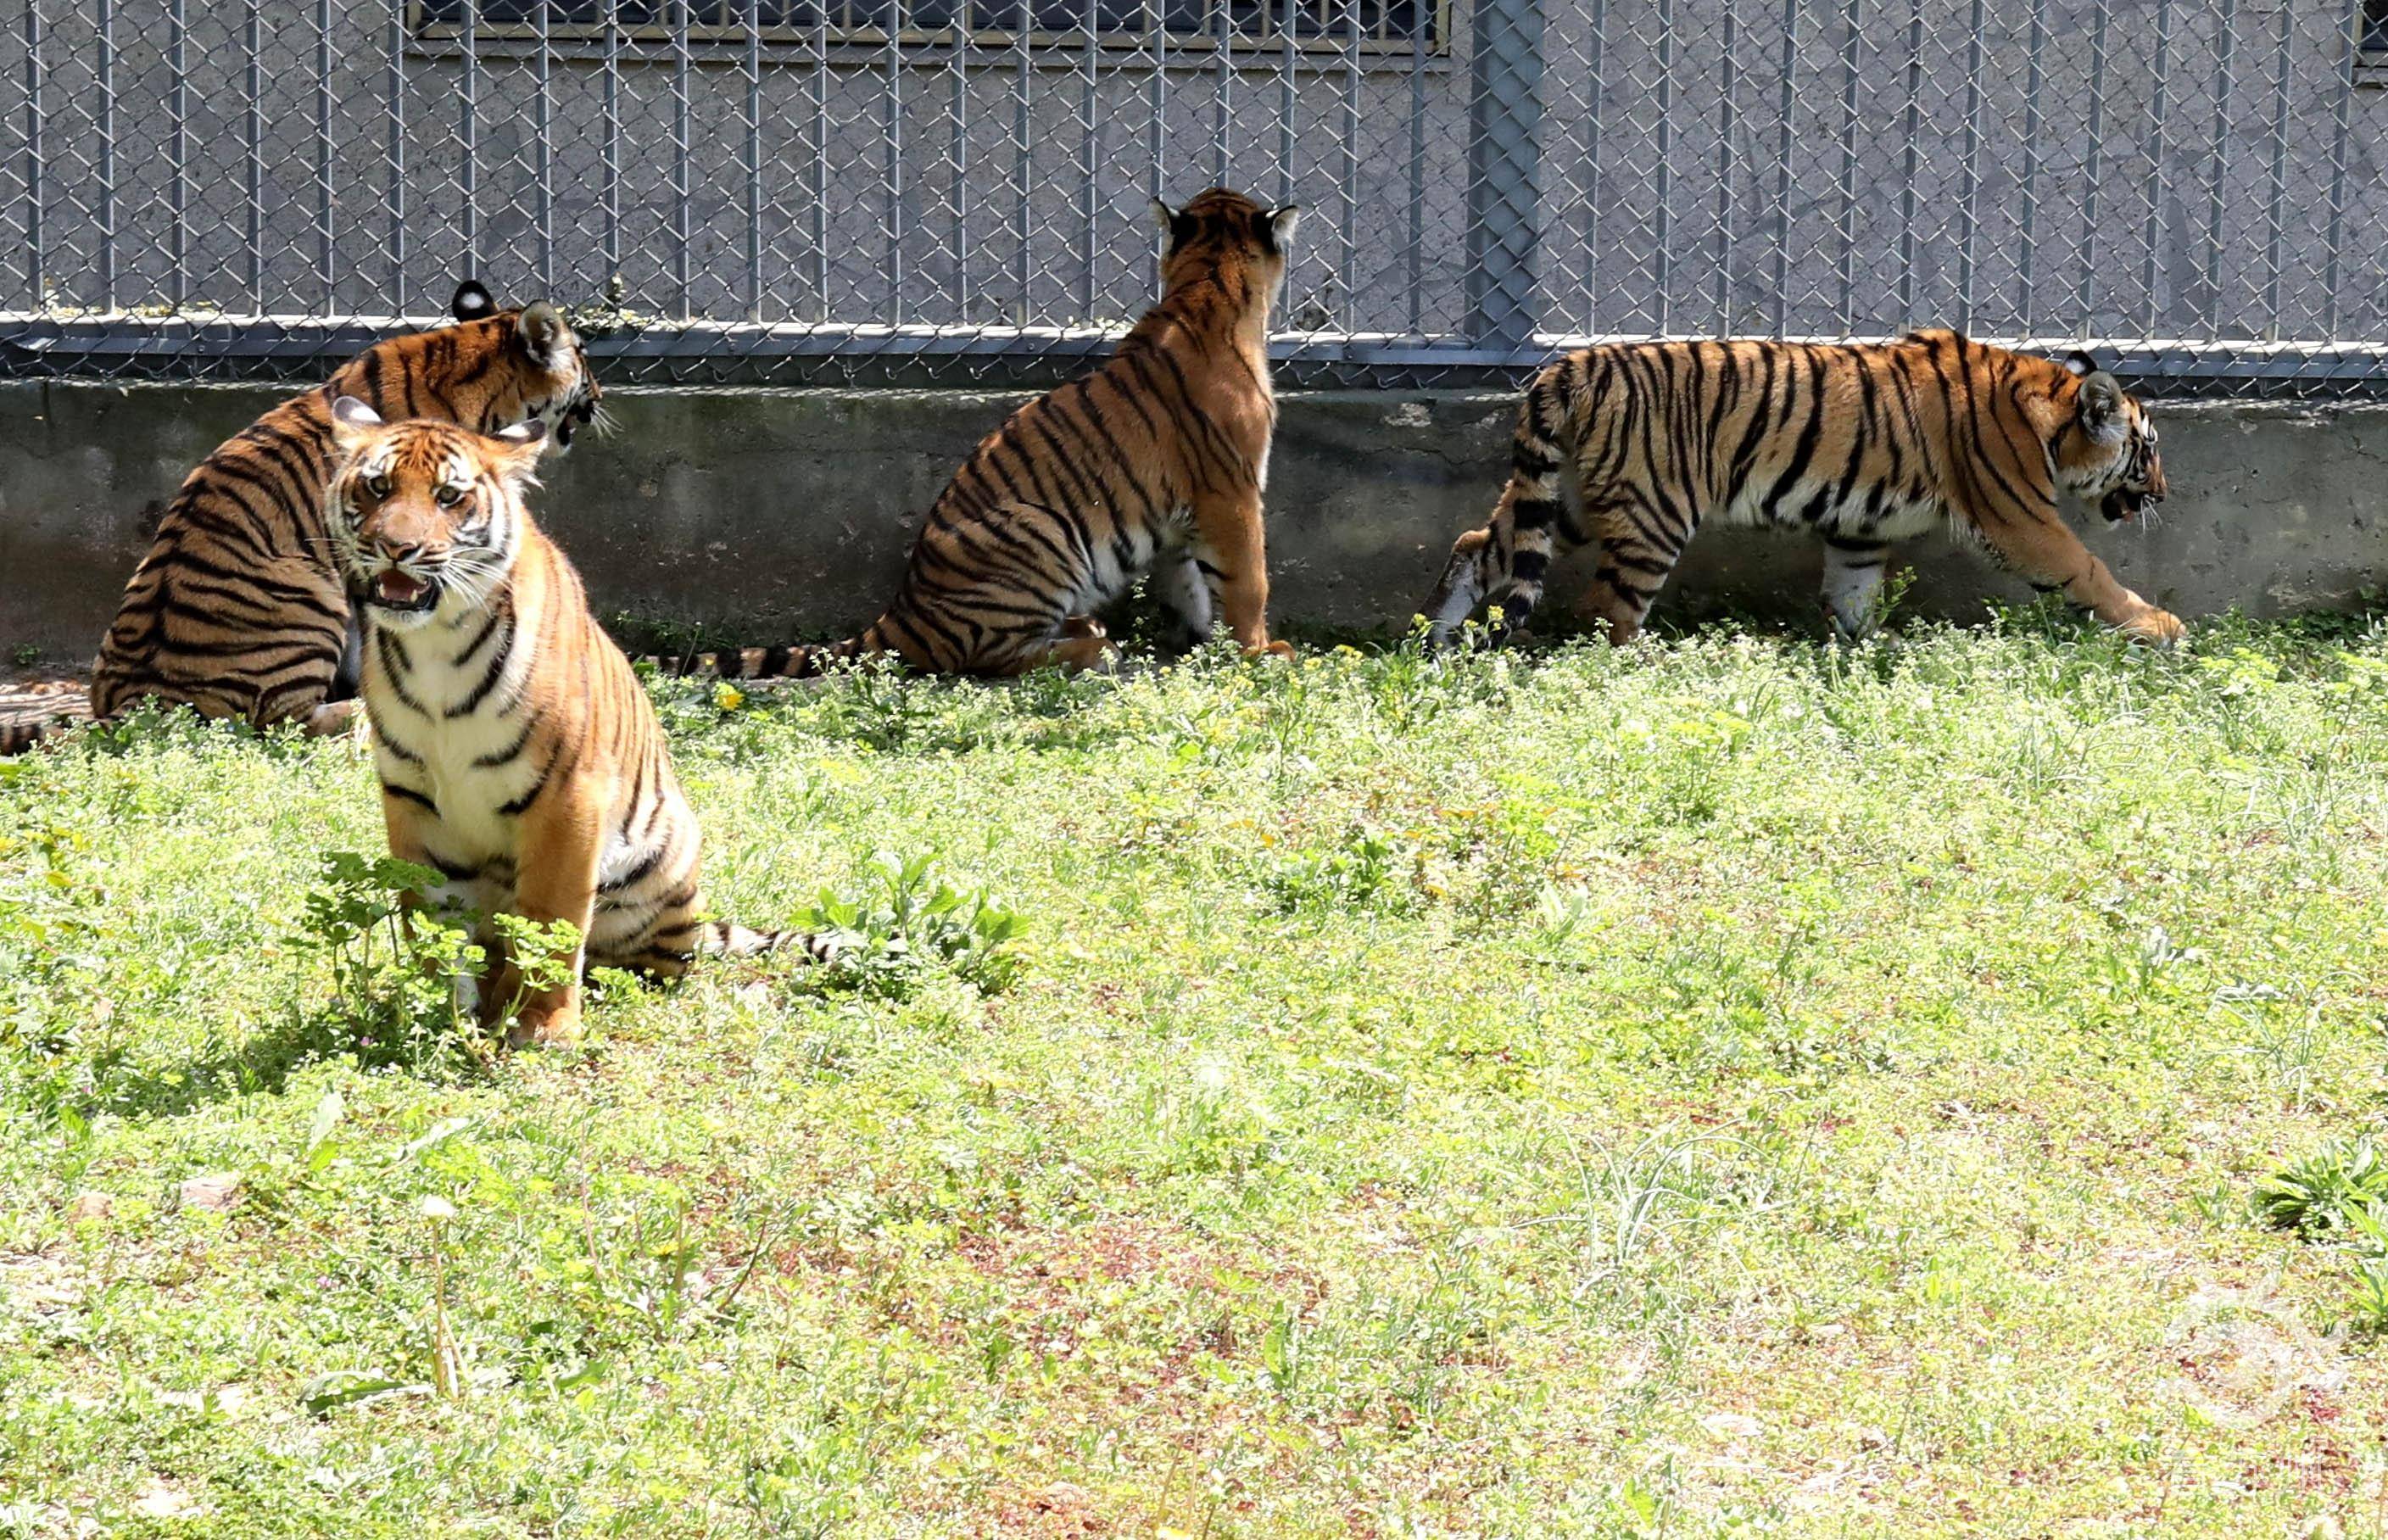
5,609,2388,1537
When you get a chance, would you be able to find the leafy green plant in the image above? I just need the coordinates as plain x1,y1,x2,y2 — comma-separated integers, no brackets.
294,852,499,1067
0,823,126,1120
293,852,589,1057
792,850,1026,997
483,912,585,1033
2254,1139,2388,1239
1262,825,1410,915
2253,1139,2388,1337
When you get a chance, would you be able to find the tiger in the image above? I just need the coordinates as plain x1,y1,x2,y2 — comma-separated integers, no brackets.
327,397,832,1047
0,283,603,756
1420,329,2181,649
682,187,1300,682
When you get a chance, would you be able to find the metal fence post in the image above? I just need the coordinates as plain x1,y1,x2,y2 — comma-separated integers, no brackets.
1465,0,1543,352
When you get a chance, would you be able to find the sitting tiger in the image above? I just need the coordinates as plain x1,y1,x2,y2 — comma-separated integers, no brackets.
684,187,1299,680
0,283,602,756
327,398,830,1047
1421,330,2181,648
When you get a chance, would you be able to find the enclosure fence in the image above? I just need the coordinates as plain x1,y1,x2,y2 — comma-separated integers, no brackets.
3,0,2385,393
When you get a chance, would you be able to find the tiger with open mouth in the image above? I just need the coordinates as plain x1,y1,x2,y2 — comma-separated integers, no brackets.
0,283,605,756
330,397,829,1047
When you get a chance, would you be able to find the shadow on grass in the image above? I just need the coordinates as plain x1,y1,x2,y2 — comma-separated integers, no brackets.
75,1003,495,1124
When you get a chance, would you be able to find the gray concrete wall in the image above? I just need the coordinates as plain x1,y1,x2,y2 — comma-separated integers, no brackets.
2,380,2383,661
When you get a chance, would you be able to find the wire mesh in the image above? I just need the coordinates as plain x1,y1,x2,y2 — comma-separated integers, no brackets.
0,0,2381,393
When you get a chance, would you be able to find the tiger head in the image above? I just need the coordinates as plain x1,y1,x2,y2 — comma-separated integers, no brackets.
449,279,606,452
328,396,546,631
1151,188,1301,306
2054,351,2167,524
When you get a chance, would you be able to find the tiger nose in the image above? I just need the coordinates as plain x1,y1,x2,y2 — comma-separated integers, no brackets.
376,538,424,563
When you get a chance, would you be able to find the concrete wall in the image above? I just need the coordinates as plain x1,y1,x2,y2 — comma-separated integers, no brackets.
2,380,2383,661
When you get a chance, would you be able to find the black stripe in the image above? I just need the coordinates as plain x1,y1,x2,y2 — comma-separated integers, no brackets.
381,782,438,813
471,718,536,768
446,617,516,717
600,845,667,893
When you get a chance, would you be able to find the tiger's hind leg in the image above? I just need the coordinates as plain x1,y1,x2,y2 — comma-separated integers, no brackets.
304,700,363,737
599,873,841,979
1149,550,1215,654
883,500,1102,674
1820,538,1893,644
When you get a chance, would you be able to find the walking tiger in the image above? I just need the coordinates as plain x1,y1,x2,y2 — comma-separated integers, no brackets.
1421,330,2180,648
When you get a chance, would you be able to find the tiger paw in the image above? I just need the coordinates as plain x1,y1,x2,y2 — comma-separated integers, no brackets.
2120,607,2185,648
505,999,583,1050
1245,639,1296,662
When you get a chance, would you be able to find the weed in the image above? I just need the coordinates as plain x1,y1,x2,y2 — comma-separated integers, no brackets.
2255,1140,2388,1239
794,849,1026,997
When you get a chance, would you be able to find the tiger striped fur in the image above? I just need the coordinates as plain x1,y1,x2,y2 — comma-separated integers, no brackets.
685,187,1300,681
1421,330,2180,648
16,284,602,759
329,399,830,1048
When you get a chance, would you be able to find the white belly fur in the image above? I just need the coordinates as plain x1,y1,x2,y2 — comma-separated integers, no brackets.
366,609,544,876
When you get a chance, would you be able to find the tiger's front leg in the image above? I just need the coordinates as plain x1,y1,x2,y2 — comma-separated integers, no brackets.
1820,538,1893,643
1972,500,2184,646
1580,503,1693,646
380,798,488,1023
499,788,605,1047
1190,488,1291,661
1420,527,1492,647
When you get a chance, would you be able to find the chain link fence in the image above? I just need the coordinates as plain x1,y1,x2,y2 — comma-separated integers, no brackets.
1,0,2383,393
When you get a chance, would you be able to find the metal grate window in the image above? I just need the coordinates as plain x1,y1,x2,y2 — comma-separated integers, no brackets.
4,0,2384,395
411,0,1443,54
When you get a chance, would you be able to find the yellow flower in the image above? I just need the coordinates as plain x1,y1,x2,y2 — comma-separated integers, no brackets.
712,682,745,712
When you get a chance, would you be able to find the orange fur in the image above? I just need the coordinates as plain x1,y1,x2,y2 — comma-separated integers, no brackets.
329,400,824,1048
683,188,1299,681
1423,330,2179,647
68,287,600,753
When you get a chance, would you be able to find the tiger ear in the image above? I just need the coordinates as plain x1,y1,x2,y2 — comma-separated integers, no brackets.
517,301,574,371
330,394,385,451
1150,198,1175,232
450,280,495,322
1267,205,1302,252
2064,349,2101,377
489,418,549,488
2077,370,2126,440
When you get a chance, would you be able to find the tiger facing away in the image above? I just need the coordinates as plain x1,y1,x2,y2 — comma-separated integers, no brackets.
327,398,831,1047
1421,330,2180,649
689,187,1300,681
31,284,601,756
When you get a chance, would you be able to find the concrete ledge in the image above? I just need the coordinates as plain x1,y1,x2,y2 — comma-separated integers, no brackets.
3,382,2383,658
